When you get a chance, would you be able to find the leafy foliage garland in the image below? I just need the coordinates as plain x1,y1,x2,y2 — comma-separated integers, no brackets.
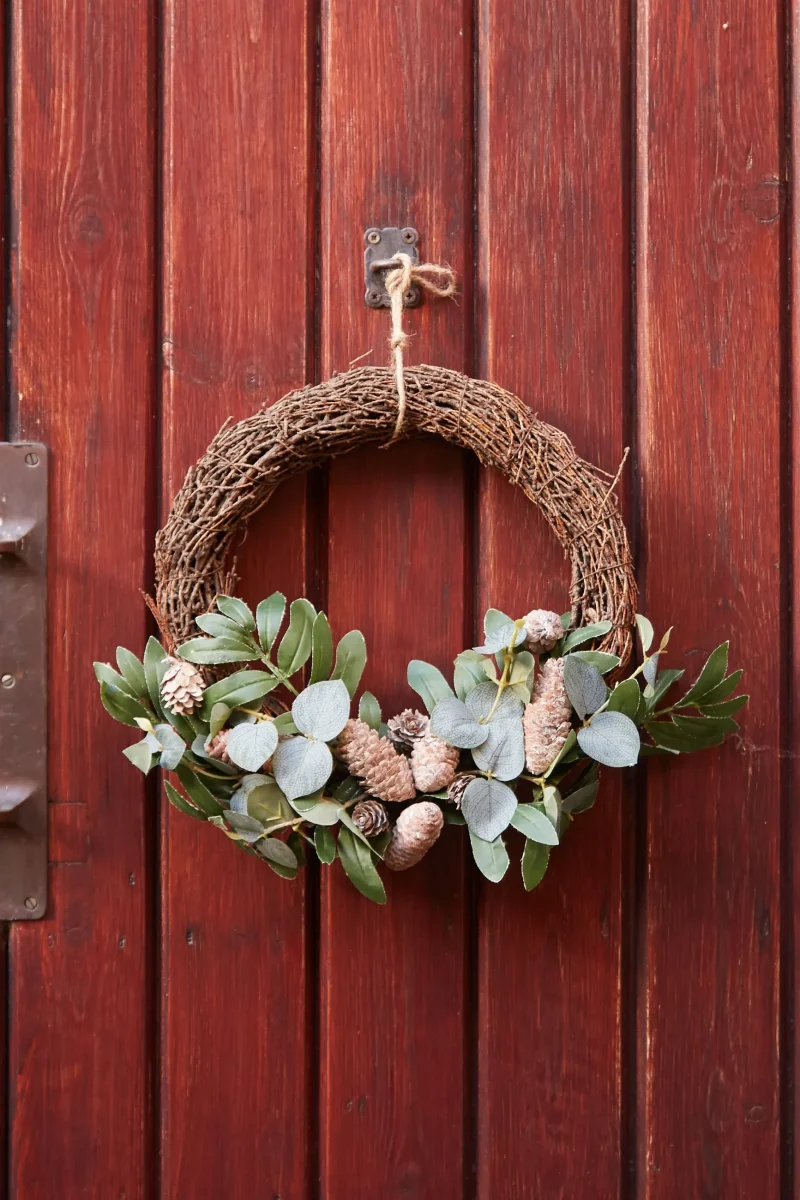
96,595,746,904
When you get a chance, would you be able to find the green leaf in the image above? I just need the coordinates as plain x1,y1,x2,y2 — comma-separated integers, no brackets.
468,829,510,882
123,739,154,774
289,796,341,825
256,592,286,653
200,670,277,717
337,806,376,850
649,668,685,709
563,656,607,719
153,723,186,770
561,773,600,814
510,803,559,845
333,775,362,804
309,612,334,684
195,612,249,639
521,840,550,891
673,713,739,739
543,728,578,776
94,661,137,698
509,651,535,686
635,614,654,653
471,719,525,781
314,825,337,864
277,598,317,676
208,702,230,740
645,719,725,753
331,629,367,698
484,608,513,637
292,679,351,742
462,778,518,841
562,621,614,652
358,691,381,730
100,681,152,728
272,711,298,735
257,837,298,869
454,651,491,701
679,642,730,706
227,721,279,772
174,764,226,816
272,736,333,801
430,696,487,749
143,636,169,715
698,694,749,718
177,637,255,665
570,650,620,674
474,621,526,655
115,648,148,697
337,827,386,904
407,659,456,714
215,595,256,630
577,711,640,767
692,669,743,707
164,779,206,821
465,680,523,723
606,678,644,721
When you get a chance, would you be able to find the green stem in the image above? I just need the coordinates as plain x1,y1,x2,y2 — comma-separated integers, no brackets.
483,619,524,723
260,654,299,696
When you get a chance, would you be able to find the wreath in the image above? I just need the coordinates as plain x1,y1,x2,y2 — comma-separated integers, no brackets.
94,260,746,902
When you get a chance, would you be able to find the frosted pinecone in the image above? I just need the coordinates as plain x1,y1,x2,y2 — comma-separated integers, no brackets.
351,799,389,837
336,719,416,803
522,609,564,655
161,657,205,715
410,734,459,793
447,773,472,809
522,658,572,776
383,801,444,871
387,708,430,754
206,729,232,765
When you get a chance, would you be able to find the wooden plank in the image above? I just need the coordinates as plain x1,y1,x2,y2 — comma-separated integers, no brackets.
318,0,472,1193
8,3,154,1195
159,3,314,1195
637,1,783,1194
475,2,631,1194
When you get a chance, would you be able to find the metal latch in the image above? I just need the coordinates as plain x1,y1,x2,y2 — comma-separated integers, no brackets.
0,442,47,919
364,226,420,308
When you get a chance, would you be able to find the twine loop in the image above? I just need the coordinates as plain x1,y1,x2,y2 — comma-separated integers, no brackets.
383,253,456,442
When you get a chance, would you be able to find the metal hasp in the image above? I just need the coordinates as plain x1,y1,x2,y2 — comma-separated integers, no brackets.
364,226,420,308
0,442,47,919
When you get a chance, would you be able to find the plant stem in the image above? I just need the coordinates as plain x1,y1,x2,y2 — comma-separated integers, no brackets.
483,619,524,723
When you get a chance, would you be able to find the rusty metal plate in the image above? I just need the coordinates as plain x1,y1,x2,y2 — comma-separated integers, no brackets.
0,442,47,919
363,226,420,307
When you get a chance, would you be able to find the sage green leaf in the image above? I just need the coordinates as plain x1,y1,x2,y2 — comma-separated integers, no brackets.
257,837,298,868
314,825,337,863
635,614,654,653
471,718,525,781
521,839,550,890
510,802,559,845
337,827,387,904
115,648,148,697
577,711,640,767
454,652,490,701
607,678,644,721
570,650,620,675
679,642,730,706
178,637,254,665
153,723,186,771
95,661,138,697
462,777,518,842
195,612,247,639
561,775,600,814
407,659,454,714
333,775,363,804
331,629,367,698
563,656,607,720
430,696,487,749
226,721,279,772
208,702,230,740
562,621,614,652
468,828,510,882
692,669,742,707
309,611,334,684
226,810,266,842
272,711,298,735
337,806,376,850
698,694,749,718
100,681,152,728
483,608,513,637
215,595,256,630
543,728,578,776
200,670,277,717
230,776,285,823
175,764,226,816
444,810,467,825
256,591,286,653
509,651,535,686
292,679,351,742
272,736,333,801
123,739,153,774
143,636,169,714
289,796,341,825
277,598,316,676
473,621,526,655
164,779,206,821
465,680,524,723
358,691,381,730
542,786,560,826
649,668,685,708
643,653,660,686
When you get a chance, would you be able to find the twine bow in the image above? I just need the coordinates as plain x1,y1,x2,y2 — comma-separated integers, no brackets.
384,253,456,443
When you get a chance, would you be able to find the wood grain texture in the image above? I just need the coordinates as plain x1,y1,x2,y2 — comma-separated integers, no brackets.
8,2,154,1195
475,1,630,1194
159,2,314,1195
318,0,472,1194
637,1,783,1195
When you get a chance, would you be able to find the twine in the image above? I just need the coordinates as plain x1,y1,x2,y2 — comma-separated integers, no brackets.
384,253,456,442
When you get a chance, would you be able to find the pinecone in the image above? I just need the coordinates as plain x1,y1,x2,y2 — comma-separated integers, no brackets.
522,609,564,655
161,657,205,715
411,734,459,793
336,719,416,803
351,799,389,837
387,708,430,754
447,773,472,809
523,658,572,775
383,801,444,871
206,728,232,765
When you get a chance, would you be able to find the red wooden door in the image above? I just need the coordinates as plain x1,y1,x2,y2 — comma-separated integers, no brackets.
1,2,788,1197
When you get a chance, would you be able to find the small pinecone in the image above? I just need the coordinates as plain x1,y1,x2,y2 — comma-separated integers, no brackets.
411,734,459,793
161,657,205,715
383,801,444,871
387,708,430,754
523,657,572,775
522,609,564,655
206,729,232,765
352,799,389,837
448,773,472,809
336,719,416,803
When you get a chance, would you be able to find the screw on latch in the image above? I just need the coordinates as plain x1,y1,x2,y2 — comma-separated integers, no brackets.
1,674,14,688
24,897,37,911
364,227,420,308
24,452,39,467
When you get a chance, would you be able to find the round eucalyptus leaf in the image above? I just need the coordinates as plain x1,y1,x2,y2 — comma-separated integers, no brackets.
577,711,640,767
272,736,334,801
430,696,487,749
292,679,351,742
461,777,518,842
563,655,608,719
473,622,526,655
257,837,298,868
470,717,524,781
153,723,186,771
226,721,279,772
465,680,524,723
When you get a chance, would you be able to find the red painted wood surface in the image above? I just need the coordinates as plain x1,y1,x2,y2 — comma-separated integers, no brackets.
475,2,631,1194
159,2,314,1195
637,1,784,1195
7,2,154,1195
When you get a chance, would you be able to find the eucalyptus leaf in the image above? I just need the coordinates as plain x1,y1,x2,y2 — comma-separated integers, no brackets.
272,711,298,735
473,621,526,655
454,651,492,700
314,826,337,864
521,840,550,891
358,691,381,730
309,612,334,684
509,651,535,686
337,827,386,904
407,659,455,714
430,696,487,749
226,810,266,836
606,678,644,721
468,828,510,882
115,647,148,697
277,598,317,676
510,802,559,844
465,680,524,723
153,724,186,770
257,837,298,868
635,614,655,653
483,608,513,637
562,621,614,652
563,656,608,719
331,629,367,698
570,650,620,674
577,711,640,767
123,739,153,774
292,679,350,742
542,785,560,826
177,637,254,665
470,718,525,781
164,779,206,821
461,777,518,842
256,591,286,653
643,653,660,686
272,736,333,801
215,595,256,630
288,797,341,826
226,721,279,772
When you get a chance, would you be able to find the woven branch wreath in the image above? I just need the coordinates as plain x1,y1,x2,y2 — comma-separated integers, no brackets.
94,263,746,901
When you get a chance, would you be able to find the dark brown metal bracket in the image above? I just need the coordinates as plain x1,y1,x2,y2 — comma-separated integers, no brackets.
364,226,420,308
0,442,47,919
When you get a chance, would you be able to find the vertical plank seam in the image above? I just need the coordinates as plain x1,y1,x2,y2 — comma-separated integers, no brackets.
2,0,11,1190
